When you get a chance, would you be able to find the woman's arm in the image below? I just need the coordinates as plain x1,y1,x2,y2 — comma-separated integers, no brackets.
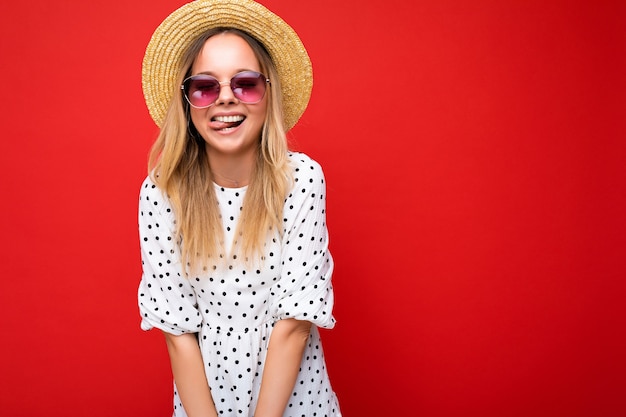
254,318,312,417
163,332,218,417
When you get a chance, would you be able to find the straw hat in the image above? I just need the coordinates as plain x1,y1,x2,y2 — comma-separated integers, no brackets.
142,0,313,131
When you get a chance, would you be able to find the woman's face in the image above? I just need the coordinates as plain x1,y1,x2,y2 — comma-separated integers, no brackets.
188,33,268,160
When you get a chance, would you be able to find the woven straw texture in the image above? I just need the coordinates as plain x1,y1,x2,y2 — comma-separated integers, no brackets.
142,0,313,131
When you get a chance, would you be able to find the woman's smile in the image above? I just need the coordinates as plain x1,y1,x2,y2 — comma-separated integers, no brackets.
209,113,246,132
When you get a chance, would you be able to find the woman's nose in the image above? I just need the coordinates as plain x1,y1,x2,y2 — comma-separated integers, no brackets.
215,80,238,105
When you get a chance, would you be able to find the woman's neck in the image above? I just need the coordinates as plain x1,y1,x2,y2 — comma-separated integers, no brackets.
212,170,247,188
207,149,256,188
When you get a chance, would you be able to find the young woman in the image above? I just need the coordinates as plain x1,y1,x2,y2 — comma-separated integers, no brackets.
137,1,341,416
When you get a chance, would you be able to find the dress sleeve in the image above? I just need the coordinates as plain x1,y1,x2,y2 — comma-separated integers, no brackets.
270,156,336,329
137,177,202,335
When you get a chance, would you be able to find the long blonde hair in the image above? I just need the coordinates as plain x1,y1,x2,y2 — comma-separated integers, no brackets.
148,28,291,273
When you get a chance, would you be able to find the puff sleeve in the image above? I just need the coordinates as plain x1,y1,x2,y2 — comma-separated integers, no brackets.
137,177,202,335
270,155,336,329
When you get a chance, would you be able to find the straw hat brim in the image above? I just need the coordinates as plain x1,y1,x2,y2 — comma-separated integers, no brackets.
142,0,313,131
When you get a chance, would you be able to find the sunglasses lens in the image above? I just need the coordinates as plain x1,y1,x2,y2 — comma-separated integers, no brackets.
231,72,267,103
186,76,220,107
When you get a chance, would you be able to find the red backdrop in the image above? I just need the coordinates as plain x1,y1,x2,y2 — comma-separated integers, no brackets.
1,1,624,416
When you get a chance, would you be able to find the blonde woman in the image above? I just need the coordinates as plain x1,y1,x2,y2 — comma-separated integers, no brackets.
137,1,341,416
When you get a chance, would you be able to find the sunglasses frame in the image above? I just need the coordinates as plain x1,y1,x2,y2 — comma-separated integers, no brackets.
181,71,270,109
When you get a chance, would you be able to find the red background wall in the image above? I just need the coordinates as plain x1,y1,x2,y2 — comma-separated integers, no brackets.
1,1,624,416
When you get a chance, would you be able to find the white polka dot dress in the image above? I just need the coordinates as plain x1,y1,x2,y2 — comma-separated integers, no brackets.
138,153,341,417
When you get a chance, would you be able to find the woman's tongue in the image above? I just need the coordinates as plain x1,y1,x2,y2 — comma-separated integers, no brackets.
210,115,245,131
